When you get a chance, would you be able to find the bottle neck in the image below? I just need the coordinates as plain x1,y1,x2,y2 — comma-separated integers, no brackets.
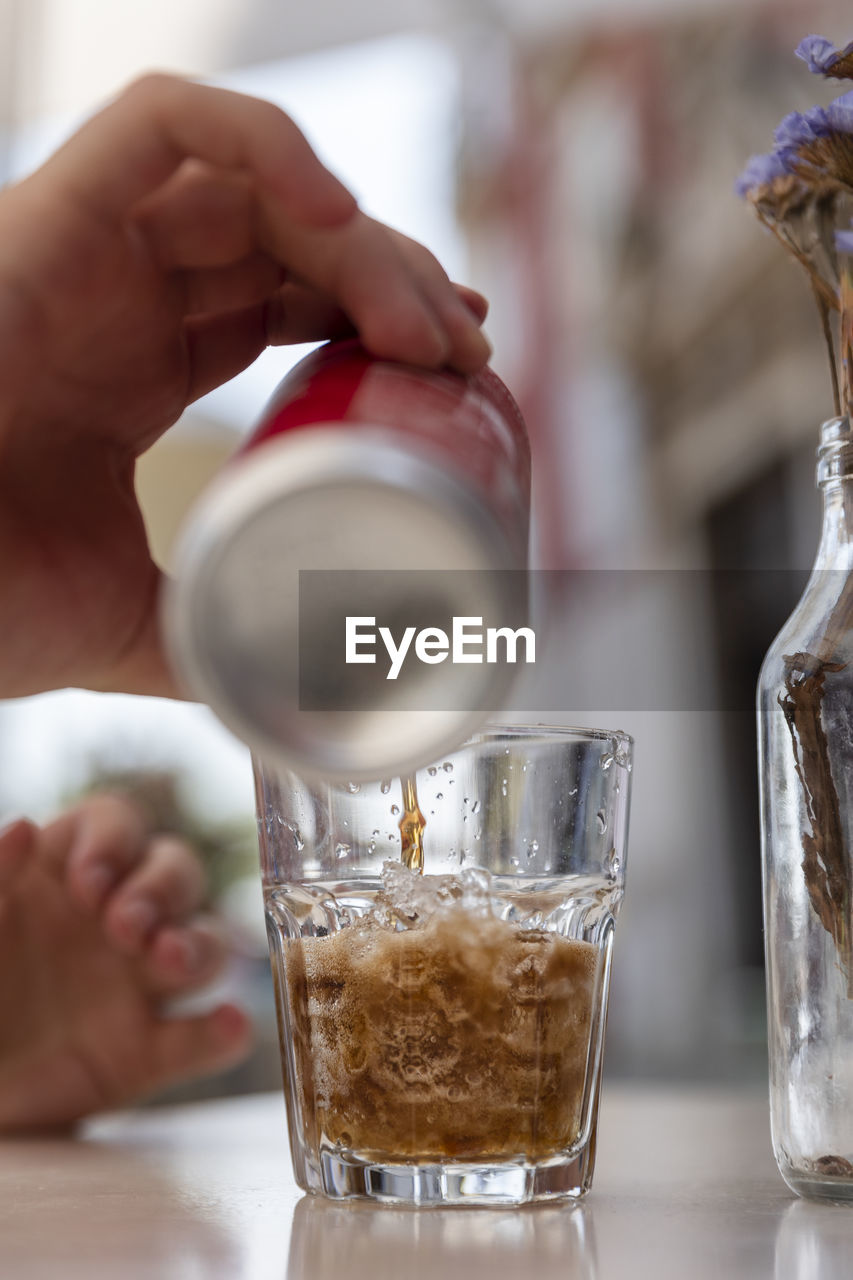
815,418,853,569
815,481,853,569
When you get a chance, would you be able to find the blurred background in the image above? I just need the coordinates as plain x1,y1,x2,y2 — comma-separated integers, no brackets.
0,0,850,1096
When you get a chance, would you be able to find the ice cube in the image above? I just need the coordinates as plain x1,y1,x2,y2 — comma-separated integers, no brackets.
378,860,496,927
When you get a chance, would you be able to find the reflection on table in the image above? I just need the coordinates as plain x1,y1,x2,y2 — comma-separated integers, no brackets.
0,1086,842,1280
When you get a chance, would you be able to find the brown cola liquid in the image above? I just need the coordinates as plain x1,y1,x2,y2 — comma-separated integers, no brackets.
280,773,600,1163
283,897,599,1162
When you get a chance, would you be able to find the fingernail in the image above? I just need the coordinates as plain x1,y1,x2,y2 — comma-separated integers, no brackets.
473,327,492,358
117,897,159,943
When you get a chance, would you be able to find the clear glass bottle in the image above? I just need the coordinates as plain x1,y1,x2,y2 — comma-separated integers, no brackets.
758,415,853,1201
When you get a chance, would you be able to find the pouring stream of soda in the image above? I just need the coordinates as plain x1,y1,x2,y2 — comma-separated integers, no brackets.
398,774,426,873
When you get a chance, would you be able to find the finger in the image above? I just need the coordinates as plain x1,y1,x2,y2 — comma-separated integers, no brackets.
41,74,356,228
182,253,285,315
184,279,480,402
46,794,149,909
453,284,489,324
263,280,355,346
103,834,207,951
383,230,492,373
144,918,229,994
260,209,491,373
0,818,37,894
423,284,493,374
135,160,257,268
146,1003,251,1094
184,302,269,401
260,209,449,366
185,285,357,401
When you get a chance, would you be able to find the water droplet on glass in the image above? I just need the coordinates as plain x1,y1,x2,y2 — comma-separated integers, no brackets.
335,842,351,859
427,766,438,777
346,782,361,794
596,810,607,835
436,792,443,800
372,829,380,837
282,820,305,851
605,847,621,880
471,799,481,814
443,762,453,773
600,752,615,771
501,779,508,797
380,779,392,795
390,804,400,816
510,857,520,867
526,838,540,858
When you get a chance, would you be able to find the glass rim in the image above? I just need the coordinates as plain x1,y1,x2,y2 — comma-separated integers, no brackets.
468,721,634,750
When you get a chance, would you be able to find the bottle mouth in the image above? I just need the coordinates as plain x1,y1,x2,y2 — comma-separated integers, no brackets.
817,416,853,485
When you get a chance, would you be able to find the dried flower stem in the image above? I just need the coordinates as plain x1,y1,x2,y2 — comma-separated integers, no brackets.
780,651,853,993
842,261,853,418
811,278,843,416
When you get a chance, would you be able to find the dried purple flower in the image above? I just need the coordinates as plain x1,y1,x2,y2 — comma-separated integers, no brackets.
780,93,853,193
739,40,853,420
774,107,830,152
826,89,853,134
734,152,788,197
796,35,853,81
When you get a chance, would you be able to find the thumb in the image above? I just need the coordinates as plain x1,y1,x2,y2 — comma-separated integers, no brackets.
88,571,186,701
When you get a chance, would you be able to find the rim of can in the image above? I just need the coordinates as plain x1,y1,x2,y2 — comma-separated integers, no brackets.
163,428,526,781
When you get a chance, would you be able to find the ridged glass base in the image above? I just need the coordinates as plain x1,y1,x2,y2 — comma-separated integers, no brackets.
781,1167,853,1205
302,1144,595,1206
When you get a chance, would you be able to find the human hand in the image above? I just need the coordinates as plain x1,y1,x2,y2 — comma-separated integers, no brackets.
0,74,490,700
0,793,250,1131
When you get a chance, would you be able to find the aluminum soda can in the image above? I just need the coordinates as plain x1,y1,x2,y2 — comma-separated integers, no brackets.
164,339,530,781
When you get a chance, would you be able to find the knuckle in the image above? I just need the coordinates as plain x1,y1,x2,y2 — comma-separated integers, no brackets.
149,836,207,896
122,71,180,106
74,791,145,843
255,96,299,138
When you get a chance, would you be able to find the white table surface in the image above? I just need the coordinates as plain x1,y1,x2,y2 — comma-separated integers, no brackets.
0,1084,850,1279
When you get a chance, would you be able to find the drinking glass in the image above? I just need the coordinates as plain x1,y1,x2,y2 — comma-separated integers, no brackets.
256,724,632,1206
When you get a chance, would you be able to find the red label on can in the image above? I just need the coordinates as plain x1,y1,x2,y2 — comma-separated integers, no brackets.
243,340,530,550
